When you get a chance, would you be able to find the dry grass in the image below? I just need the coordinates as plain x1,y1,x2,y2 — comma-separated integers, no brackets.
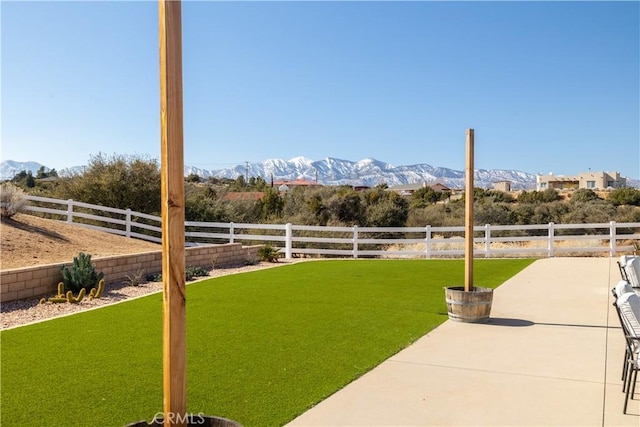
385,234,618,258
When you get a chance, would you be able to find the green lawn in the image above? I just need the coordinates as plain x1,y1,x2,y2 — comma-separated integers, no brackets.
0,258,534,426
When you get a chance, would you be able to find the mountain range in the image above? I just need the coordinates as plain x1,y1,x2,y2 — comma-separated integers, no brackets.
2,158,638,190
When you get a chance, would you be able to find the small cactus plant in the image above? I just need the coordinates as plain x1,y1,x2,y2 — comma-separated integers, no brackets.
66,288,86,303
88,279,105,299
40,279,105,304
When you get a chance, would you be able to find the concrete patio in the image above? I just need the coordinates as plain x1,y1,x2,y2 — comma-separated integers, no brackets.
287,257,639,426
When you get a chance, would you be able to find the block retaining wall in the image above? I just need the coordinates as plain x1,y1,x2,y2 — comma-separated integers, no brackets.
1,244,261,303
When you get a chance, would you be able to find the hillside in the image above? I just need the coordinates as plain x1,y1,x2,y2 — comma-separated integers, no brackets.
0,214,161,270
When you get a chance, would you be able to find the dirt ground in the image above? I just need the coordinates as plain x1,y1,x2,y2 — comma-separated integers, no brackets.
0,213,162,270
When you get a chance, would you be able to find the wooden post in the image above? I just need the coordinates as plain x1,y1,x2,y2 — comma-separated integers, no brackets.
159,1,186,426
464,129,474,292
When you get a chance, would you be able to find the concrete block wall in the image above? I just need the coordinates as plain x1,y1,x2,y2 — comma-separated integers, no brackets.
0,243,262,303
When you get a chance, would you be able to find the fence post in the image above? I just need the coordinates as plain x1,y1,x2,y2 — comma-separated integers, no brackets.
353,225,358,259
66,199,73,224
126,209,132,238
484,224,491,258
425,225,431,259
548,222,555,258
285,223,292,260
609,221,617,257
229,222,234,244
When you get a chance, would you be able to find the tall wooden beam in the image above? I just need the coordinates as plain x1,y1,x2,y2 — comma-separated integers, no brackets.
159,1,186,425
464,129,474,292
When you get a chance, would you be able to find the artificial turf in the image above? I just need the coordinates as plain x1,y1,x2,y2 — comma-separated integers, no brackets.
0,258,534,426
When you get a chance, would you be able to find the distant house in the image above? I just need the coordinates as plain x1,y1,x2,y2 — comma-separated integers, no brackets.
536,171,627,191
272,179,322,189
493,181,511,192
431,183,451,192
387,182,450,195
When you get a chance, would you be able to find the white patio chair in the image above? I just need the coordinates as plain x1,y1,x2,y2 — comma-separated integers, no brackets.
612,283,635,383
618,255,631,282
613,280,634,299
614,291,640,414
622,255,640,288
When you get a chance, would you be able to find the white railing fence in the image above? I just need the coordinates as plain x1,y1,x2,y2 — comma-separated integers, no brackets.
23,195,640,259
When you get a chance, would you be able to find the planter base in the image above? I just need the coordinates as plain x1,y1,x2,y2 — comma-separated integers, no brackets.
445,286,493,323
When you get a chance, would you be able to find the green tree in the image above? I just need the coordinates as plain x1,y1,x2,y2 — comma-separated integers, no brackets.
608,188,640,206
184,183,228,222
541,188,560,203
36,166,47,179
296,189,332,226
258,187,284,220
328,190,365,225
474,201,514,226
561,201,615,225
410,186,443,209
10,170,35,188
511,203,536,225
248,176,268,191
228,175,247,191
34,166,58,180
569,189,600,203
614,205,640,223
52,153,161,214
483,190,514,203
365,193,409,227
185,173,202,183
517,189,559,204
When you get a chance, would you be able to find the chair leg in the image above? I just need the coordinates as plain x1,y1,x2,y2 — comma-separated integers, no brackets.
624,363,632,413
624,365,638,414
622,349,629,384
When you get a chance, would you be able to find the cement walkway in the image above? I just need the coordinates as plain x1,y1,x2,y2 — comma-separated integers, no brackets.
287,257,639,426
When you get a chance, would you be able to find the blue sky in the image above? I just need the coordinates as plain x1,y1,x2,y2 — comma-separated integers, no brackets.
2,1,639,178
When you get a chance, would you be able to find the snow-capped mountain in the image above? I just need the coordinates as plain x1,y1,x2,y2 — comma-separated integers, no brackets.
206,157,539,190
3,158,638,190
0,160,87,179
0,160,50,180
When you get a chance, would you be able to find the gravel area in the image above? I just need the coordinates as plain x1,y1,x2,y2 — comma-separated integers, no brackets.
0,261,288,330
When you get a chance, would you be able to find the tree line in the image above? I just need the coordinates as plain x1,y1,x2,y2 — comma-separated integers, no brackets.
7,153,640,227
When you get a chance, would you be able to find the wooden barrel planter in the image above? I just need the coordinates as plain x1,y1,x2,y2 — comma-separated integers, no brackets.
445,286,493,323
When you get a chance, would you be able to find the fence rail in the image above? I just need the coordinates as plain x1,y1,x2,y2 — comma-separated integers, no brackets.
24,195,640,259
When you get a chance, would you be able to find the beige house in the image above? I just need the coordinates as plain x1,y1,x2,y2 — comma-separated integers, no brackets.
536,171,627,191
493,180,511,192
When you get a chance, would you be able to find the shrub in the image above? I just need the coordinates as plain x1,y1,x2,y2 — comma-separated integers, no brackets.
146,272,163,282
0,183,28,218
145,265,210,282
609,188,640,206
124,269,146,287
258,245,281,263
185,265,209,281
60,253,105,293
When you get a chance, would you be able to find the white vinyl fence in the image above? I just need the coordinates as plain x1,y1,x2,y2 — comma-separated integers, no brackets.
24,195,640,259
